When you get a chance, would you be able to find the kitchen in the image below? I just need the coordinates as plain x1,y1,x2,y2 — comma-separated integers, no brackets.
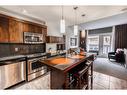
0,6,94,89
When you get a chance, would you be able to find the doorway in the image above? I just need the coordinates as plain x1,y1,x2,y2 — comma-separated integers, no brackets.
99,35,111,57
88,34,112,58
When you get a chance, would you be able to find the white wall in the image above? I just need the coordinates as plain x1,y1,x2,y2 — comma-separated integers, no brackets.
47,21,62,37
46,21,63,52
66,12,127,51
66,27,79,49
80,12,127,30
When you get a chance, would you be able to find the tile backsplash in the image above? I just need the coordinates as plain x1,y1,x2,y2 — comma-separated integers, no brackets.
0,43,46,57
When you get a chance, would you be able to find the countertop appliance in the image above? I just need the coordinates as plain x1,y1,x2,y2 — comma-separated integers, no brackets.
23,32,43,44
0,57,26,89
26,53,48,81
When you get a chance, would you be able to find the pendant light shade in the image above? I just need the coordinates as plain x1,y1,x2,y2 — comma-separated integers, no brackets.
73,7,78,36
60,19,65,33
81,29,85,38
74,25,78,36
60,6,65,33
81,14,86,37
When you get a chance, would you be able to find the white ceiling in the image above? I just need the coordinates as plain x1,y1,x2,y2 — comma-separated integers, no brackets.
1,6,127,26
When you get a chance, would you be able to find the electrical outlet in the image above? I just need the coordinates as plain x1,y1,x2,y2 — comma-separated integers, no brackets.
15,47,19,52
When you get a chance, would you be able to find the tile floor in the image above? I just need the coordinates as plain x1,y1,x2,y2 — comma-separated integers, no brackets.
11,71,127,90
93,71,127,90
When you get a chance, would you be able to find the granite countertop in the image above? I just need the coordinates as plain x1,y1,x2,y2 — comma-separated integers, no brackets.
0,55,26,62
40,53,94,72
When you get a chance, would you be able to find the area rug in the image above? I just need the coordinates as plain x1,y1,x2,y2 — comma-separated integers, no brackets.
93,58,127,80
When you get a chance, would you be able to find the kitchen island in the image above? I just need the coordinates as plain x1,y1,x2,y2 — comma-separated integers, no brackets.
40,53,94,89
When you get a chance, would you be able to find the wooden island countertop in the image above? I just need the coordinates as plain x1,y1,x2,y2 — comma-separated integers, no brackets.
40,53,94,73
40,53,94,89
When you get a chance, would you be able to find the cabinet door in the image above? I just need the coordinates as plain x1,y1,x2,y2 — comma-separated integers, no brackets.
36,26,42,34
23,22,29,32
28,24,35,33
58,37,61,43
42,28,47,43
9,19,23,43
0,16,9,42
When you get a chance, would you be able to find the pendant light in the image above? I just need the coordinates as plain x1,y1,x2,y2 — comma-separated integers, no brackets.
60,5,65,34
73,6,78,36
81,14,86,38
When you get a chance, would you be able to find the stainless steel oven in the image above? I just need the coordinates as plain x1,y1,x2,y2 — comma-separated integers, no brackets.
27,54,47,81
23,32,43,44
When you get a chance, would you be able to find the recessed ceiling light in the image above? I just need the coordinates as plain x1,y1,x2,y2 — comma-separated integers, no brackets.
22,9,27,14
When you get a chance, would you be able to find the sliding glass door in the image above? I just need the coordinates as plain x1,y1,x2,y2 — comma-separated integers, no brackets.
103,35,111,54
99,35,111,57
88,34,112,57
87,36,99,52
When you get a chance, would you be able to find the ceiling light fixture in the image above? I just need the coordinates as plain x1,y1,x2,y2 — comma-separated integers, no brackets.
73,6,78,36
22,9,27,14
81,14,86,38
60,5,65,34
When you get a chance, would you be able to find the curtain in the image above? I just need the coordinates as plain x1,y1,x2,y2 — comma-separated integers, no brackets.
115,24,127,50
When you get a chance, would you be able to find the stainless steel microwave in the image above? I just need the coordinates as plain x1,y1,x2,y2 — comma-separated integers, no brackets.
23,32,43,44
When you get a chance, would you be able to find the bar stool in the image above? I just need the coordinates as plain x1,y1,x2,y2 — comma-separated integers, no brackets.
73,66,89,89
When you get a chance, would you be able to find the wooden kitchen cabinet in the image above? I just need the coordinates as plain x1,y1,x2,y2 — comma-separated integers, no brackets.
9,19,23,43
0,13,47,43
36,26,43,34
42,27,47,43
23,22,45,34
23,22,29,32
46,36,65,43
0,16,9,43
23,22,47,42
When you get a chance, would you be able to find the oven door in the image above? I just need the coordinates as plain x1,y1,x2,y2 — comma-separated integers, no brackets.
28,58,46,75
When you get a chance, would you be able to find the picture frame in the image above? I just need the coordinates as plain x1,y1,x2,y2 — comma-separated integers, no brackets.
70,38,77,46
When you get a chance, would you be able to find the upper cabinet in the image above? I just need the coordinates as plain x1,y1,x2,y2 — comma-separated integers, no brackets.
9,19,23,43
0,14,47,43
22,22,45,34
23,22,29,32
46,36,65,43
42,27,47,43
0,16,9,43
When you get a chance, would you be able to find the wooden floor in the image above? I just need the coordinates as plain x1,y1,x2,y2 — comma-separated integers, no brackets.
93,71,127,89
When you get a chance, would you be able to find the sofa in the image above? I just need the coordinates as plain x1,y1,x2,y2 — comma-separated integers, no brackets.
108,49,125,63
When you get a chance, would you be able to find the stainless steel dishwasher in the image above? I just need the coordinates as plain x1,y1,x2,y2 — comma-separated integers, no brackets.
0,57,26,89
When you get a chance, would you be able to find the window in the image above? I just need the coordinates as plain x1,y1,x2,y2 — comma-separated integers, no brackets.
88,36,99,51
103,36,111,54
